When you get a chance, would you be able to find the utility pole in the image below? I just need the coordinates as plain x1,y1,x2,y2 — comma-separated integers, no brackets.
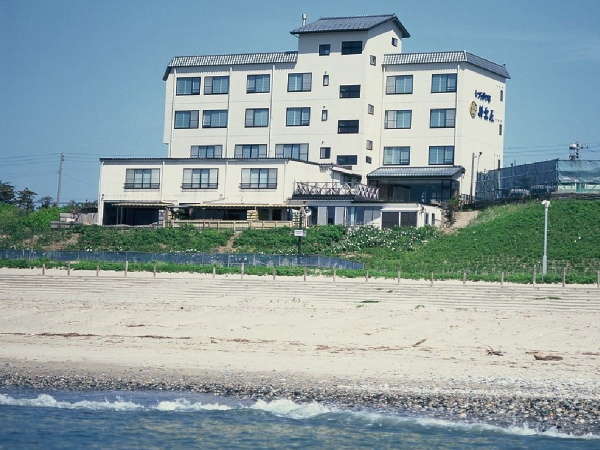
56,152,64,205
541,200,551,276
569,141,588,160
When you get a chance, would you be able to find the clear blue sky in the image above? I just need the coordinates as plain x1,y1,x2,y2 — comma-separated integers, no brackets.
1,0,599,202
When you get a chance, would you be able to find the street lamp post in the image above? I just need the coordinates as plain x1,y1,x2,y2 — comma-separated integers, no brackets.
541,200,551,276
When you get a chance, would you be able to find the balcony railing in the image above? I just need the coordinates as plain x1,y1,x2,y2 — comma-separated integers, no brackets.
293,182,380,201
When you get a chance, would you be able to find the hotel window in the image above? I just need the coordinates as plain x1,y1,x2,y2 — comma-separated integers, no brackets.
431,74,457,93
204,76,229,94
385,110,412,129
320,147,331,159
341,41,362,55
288,73,312,92
368,104,374,115
245,108,269,127
319,44,331,56
275,143,308,161
385,75,413,94
339,85,360,98
176,77,200,95
182,168,218,189
174,110,199,129
366,140,373,150
391,37,398,47
241,168,277,189
321,109,328,121
429,146,455,165
234,144,267,158
383,146,410,165
499,124,503,135
366,156,372,164
202,110,228,128
190,145,222,158
246,74,270,93
336,155,357,165
322,74,329,86
286,107,310,126
370,55,376,66
500,89,504,102
430,108,456,128
338,120,359,134
124,168,160,189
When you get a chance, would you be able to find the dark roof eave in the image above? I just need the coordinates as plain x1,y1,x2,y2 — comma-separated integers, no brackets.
290,15,410,38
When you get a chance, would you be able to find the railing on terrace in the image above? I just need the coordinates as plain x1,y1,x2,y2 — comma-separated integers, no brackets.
293,182,380,201
172,219,294,230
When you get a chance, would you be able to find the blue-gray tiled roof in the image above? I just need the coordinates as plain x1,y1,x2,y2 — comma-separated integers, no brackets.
163,51,298,80
291,14,410,38
383,51,510,79
368,166,465,178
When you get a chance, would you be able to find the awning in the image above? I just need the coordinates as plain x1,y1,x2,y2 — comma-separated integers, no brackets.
177,203,290,208
367,166,465,178
106,201,173,208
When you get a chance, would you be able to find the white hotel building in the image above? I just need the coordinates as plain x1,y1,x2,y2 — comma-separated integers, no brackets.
98,14,509,228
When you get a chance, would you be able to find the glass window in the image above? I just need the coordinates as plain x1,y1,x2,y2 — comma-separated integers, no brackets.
339,85,360,98
246,74,270,93
500,89,504,101
286,107,310,126
176,77,200,95
245,108,269,127
366,140,373,150
234,144,267,158
321,109,328,121
322,74,329,86
336,155,358,165
499,124,503,136
391,37,398,47
429,146,455,165
385,110,412,129
383,146,410,165
430,109,456,128
240,168,277,189
320,147,331,159
287,73,312,92
202,110,228,128
204,76,229,94
337,120,359,134
366,156,372,164
190,145,222,158
174,110,199,129
370,55,376,66
431,74,457,93
385,75,413,94
341,41,362,55
125,169,160,189
319,44,330,56
368,104,374,115
275,143,308,161
182,168,218,189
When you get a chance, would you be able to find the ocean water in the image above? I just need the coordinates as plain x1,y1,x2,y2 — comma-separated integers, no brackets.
0,389,598,449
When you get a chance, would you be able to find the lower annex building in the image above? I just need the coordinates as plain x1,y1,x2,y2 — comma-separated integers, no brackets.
98,14,509,229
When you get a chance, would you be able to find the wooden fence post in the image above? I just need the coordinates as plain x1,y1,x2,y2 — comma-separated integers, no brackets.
501,271,504,286
241,262,244,279
212,265,216,279
153,263,156,278
96,264,100,277
430,272,434,287
272,267,276,280
42,263,46,276
365,270,369,282
124,260,128,277
67,262,71,276
462,271,466,285
597,271,599,288
532,266,537,286
562,267,566,287
397,269,401,284
333,268,336,282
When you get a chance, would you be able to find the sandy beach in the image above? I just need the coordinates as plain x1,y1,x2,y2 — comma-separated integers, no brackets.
1,268,599,433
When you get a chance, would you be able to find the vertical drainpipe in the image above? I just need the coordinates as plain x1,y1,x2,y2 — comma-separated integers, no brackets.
378,64,385,169
97,160,104,225
225,66,232,157
268,64,274,156
454,64,460,198
169,68,176,157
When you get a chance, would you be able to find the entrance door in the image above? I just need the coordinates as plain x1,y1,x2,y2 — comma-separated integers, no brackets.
400,211,417,227
381,212,399,229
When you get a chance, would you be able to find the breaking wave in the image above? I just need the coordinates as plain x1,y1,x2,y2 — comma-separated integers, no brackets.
1,393,597,440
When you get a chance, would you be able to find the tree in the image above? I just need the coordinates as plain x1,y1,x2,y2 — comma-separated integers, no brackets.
15,188,37,211
0,180,15,204
39,195,54,208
